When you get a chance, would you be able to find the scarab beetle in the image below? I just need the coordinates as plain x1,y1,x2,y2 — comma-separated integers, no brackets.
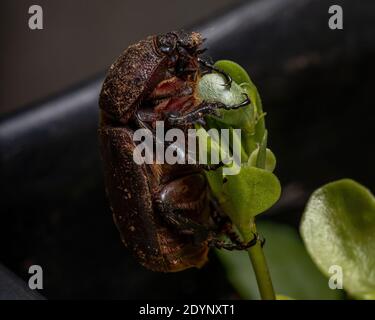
98,30,257,272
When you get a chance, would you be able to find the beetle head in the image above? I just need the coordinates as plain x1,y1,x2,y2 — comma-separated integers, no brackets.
156,30,203,56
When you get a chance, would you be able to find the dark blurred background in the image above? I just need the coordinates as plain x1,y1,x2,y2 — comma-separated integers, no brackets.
0,0,240,115
1,0,374,299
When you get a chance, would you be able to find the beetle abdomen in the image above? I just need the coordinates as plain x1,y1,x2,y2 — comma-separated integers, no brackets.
98,124,209,272
98,125,161,267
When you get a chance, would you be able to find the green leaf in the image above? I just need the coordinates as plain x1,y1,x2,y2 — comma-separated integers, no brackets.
205,168,224,199
198,73,245,106
195,124,229,165
198,60,280,239
198,73,260,157
214,60,266,151
217,222,344,300
248,147,276,172
198,73,256,134
300,179,375,299
256,130,268,169
219,166,281,234
214,60,265,138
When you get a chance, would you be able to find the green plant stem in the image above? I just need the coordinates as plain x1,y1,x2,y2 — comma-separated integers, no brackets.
244,223,275,300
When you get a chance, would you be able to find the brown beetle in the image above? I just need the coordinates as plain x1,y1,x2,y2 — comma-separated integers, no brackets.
98,30,256,272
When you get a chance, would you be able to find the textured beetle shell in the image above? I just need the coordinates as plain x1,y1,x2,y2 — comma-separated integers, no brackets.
99,36,168,122
99,31,211,272
99,125,209,272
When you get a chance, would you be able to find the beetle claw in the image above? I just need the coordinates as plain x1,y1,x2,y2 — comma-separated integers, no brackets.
195,118,206,126
218,93,251,111
259,234,266,247
198,57,232,89
221,74,232,89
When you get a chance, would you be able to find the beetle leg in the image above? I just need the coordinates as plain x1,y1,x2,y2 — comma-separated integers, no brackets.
208,232,258,251
161,208,208,236
155,171,211,244
210,198,232,232
157,199,262,250
135,111,174,156
198,57,232,89
156,201,210,245
135,111,199,165
150,76,194,100
210,198,262,247
135,111,157,131
167,104,220,126
211,213,242,245
194,117,207,126
259,234,266,248
196,47,207,55
217,93,251,110
167,95,251,126
178,67,199,77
